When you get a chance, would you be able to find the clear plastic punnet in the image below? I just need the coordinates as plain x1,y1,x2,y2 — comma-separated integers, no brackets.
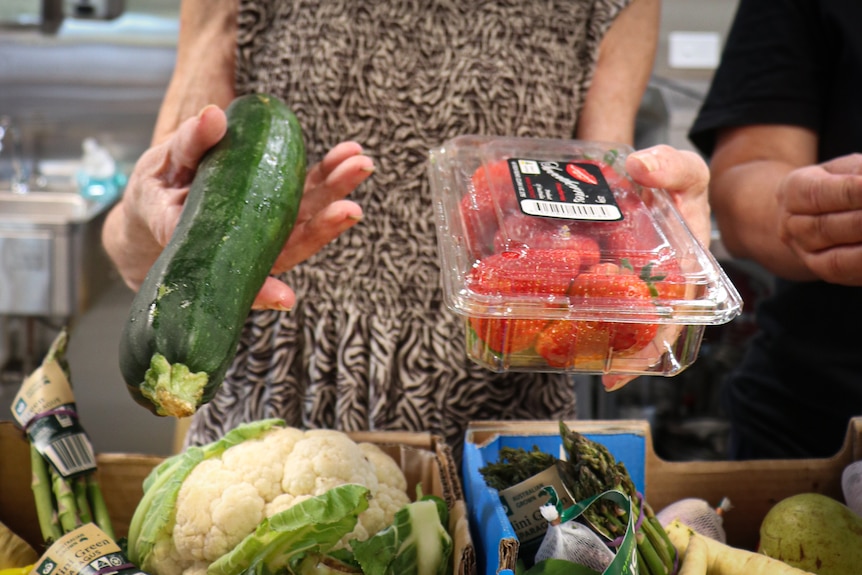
428,135,743,376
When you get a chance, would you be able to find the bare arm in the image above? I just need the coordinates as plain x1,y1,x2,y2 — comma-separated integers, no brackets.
102,0,238,287
709,124,819,280
576,0,659,144
576,0,711,249
712,125,862,284
152,0,238,145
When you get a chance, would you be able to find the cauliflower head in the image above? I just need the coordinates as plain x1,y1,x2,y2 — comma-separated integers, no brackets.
149,425,410,575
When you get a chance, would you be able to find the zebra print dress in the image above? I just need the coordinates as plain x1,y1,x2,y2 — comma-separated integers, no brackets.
185,0,633,457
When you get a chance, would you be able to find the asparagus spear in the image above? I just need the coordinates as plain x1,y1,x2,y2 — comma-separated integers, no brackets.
50,466,78,533
30,444,61,544
25,328,116,541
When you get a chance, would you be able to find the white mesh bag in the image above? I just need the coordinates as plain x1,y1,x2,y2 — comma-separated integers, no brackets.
842,460,862,517
534,504,616,573
655,497,731,543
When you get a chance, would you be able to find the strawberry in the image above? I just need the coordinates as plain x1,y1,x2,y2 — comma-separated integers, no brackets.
559,163,658,261
467,248,583,298
534,319,611,367
642,258,688,301
460,160,520,257
493,213,601,269
466,248,583,354
468,316,548,355
576,156,635,194
535,263,659,366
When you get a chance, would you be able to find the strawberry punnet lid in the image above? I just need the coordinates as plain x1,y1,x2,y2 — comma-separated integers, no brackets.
428,135,743,376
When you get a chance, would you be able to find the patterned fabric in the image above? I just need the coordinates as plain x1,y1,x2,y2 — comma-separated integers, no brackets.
186,0,632,457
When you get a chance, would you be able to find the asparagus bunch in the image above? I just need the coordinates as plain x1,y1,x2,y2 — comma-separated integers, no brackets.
479,446,559,491
557,422,676,575
30,445,114,543
27,329,115,544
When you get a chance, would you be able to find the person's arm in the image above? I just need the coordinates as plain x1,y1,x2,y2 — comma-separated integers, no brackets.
576,0,711,250
576,0,659,145
152,0,238,145
711,124,862,284
102,1,238,289
709,124,818,280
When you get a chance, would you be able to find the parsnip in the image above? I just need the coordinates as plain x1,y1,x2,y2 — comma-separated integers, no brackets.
666,520,814,575
0,520,38,569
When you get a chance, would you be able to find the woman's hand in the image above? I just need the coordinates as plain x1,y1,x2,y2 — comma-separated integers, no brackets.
601,145,711,392
626,144,711,248
102,104,373,311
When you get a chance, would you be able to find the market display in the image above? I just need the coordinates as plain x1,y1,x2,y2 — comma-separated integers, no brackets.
665,520,811,575
466,417,862,575
655,498,730,544
479,422,676,575
119,93,306,419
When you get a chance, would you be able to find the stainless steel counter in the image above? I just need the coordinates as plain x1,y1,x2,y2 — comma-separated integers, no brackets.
0,190,116,317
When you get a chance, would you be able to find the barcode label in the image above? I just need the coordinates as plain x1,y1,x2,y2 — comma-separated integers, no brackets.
45,433,97,476
521,199,622,221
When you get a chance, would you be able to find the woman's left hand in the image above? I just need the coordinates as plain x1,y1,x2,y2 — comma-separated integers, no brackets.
626,144,711,248
602,145,712,391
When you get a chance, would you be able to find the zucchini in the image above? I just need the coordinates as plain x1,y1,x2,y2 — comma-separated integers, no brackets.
119,93,306,417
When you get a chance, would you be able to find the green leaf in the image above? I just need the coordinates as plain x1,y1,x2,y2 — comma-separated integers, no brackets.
352,496,453,575
207,483,370,575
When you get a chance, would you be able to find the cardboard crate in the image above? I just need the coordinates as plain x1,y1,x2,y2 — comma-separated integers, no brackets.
0,421,476,575
463,417,862,575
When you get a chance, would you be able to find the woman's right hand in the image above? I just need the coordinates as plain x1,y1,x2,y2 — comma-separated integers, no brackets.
102,104,373,311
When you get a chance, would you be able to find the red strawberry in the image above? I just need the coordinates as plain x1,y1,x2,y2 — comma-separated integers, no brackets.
469,316,548,355
596,186,670,272
568,265,659,355
493,213,601,270
534,319,611,367
460,160,520,257
467,248,582,298
642,258,688,301
466,248,583,353
535,264,659,366
575,157,638,196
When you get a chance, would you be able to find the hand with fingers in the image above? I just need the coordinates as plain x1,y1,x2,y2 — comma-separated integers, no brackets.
602,145,711,392
776,153,862,286
102,104,374,311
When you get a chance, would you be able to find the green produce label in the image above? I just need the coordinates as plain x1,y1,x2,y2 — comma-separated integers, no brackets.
11,358,97,478
30,523,148,575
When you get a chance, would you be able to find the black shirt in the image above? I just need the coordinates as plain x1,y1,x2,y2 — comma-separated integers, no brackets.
688,0,862,459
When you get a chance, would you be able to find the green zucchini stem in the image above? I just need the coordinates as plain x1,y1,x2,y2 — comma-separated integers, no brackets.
140,353,208,418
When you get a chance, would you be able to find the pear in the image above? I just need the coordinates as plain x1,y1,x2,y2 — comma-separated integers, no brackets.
759,492,862,575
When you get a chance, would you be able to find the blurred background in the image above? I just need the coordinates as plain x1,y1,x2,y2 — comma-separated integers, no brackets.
0,0,771,458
